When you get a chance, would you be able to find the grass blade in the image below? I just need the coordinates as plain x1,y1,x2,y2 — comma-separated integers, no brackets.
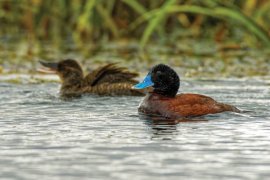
96,3,119,38
121,0,147,14
166,5,270,47
140,0,177,48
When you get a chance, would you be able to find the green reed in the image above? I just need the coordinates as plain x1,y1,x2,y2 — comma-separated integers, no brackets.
1,0,270,48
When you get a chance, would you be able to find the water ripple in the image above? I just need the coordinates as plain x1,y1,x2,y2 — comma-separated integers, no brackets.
0,79,269,180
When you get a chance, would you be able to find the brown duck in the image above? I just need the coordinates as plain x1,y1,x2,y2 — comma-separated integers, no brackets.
38,59,144,97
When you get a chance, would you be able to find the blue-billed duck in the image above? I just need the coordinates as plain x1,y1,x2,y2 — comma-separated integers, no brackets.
38,59,144,97
133,64,240,119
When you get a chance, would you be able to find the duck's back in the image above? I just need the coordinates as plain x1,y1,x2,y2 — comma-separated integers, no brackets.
83,63,143,96
139,93,240,118
84,63,138,86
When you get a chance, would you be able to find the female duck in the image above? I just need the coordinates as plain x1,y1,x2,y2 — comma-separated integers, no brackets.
39,59,144,97
133,64,240,118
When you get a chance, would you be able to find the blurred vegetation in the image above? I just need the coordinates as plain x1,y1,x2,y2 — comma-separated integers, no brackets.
0,0,270,78
1,0,270,47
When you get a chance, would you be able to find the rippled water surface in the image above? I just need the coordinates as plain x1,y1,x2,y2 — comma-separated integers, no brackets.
0,79,270,180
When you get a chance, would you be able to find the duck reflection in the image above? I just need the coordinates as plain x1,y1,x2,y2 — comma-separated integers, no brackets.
139,113,207,139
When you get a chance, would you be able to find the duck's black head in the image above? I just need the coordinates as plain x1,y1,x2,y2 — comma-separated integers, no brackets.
38,59,84,86
133,64,180,97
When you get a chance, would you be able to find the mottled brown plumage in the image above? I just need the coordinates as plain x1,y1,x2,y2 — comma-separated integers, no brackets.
38,59,144,97
84,63,138,86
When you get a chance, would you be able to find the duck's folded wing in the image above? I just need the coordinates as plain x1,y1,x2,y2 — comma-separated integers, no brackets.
169,94,221,117
84,63,139,86
170,93,239,117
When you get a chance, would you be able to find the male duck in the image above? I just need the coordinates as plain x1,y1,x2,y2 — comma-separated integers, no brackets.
39,59,144,97
133,64,240,119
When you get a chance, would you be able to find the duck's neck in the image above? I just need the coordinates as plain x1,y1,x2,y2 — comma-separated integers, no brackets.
62,79,83,88
152,89,177,98
60,76,84,95
148,92,175,99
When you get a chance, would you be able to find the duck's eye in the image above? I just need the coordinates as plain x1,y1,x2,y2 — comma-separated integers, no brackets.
156,71,165,79
156,71,161,75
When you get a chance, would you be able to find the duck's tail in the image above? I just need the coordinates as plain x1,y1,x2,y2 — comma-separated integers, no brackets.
219,103,241,113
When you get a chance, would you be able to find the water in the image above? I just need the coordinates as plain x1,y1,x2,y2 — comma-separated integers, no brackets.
0,79,270,180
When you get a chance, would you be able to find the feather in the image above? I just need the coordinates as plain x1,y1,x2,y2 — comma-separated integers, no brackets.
84,63,139,86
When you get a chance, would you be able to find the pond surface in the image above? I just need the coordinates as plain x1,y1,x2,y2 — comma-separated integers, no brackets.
0,79,270,180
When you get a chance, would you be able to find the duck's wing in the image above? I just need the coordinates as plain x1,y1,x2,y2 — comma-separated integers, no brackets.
84,63,139,86
170,93,240,117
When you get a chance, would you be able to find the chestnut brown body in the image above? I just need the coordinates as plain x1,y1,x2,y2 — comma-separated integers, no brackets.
138,93,240,118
